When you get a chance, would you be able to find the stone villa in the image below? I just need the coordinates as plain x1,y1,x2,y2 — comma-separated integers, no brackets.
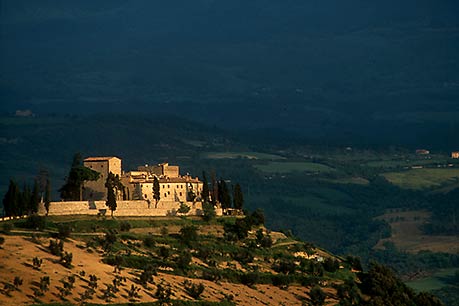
40,156,217,217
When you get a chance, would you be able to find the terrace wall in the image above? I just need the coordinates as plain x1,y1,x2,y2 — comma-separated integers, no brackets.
39,200,222,217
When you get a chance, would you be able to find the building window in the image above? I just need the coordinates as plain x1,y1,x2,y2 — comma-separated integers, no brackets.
168,191,170,195
164,193,167,197
167,185,170,188
179,192,182,196
144,194,147,199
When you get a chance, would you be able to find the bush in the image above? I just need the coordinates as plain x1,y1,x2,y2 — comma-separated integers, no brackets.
128,284,141,300
56,223,72,239
139,264,157,287
49,239,64,256
158,246,170,259
2,223,13,233
202,202,216,222
179,225,198,246
102,229,118,252
143,235,156,248
183,280,205,299
24,215,46,231
273,258,296,275
60,251,73,268
310,285,326,305
272,273,291,289
323,257,340,273
247,209,265,226
178,202,191,214
240,272,260,287
0,236,4,246
32,256,43,270
119,221,131,232
155,282,172,304
176,251,192,271
13,276,23,289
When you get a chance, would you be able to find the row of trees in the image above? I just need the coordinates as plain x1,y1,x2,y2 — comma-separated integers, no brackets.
3,177,51,217
201,172,244,211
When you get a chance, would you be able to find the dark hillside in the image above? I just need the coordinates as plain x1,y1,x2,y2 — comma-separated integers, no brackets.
1,1,459,147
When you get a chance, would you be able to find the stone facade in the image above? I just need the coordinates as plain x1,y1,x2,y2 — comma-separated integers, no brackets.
39,200,222,217
121,162,203,207
83,157,122,200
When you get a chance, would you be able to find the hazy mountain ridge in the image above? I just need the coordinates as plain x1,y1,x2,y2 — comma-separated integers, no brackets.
2,1,459,147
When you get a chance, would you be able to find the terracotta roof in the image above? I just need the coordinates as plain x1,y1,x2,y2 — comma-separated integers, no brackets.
84,156,121,162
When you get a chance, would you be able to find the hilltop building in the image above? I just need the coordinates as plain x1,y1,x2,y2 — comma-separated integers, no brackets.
83,156,122,201
40,157,213,217
121,163,203,205
452,152,459,159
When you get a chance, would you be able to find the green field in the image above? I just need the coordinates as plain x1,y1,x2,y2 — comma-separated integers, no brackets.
407,268,458,292
254,161,334,174
382,168,459,190
203,151,285,160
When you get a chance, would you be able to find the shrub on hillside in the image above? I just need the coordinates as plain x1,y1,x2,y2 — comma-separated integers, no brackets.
2,223,13,233
60,251,73,268
143,234,155,248
183,280,205,299
179,225,198,246
240,272,260,287
0,236,4,247
272,273,291,289
119,221,131,232
310,285,326,305
24,215,46,231
49,239,64,256
155,282,172,304
56,223,72,239
176,250,192,271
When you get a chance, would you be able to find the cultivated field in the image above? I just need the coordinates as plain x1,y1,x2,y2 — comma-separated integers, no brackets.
375,210,459,254
254,162,334,174
382,168,459,190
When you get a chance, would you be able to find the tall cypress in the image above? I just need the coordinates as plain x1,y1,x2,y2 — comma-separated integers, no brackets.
201,171,210,203
30,179,40,214
153,176,160,207
105,172,117,217
218,179,231,210
3,180,20,217
233,183,244,210
44,178,51,215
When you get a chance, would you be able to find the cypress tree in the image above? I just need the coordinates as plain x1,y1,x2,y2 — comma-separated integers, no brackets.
105,172,118,217
153,176,160,207
30,179,40,214
218,180,231,210
44,178,51,215
3,180,20,217
233,183,244,210
201,171,210,203
20,183,31,217
59,153,100,201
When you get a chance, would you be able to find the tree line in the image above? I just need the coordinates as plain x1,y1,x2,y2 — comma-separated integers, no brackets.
3,175,51,218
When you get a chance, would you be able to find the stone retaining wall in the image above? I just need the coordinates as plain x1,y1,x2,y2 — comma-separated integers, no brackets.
39,200,222,217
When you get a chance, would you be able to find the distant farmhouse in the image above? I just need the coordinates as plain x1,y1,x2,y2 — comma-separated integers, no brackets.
452,151,459,159
40,157,218,217
415,149,430,155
